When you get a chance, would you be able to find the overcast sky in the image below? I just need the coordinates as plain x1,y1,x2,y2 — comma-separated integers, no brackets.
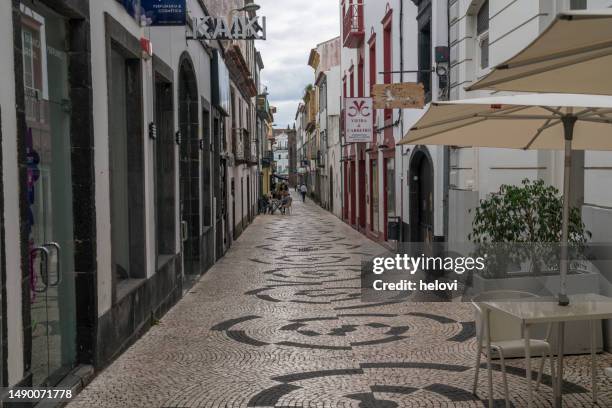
255,0,340,129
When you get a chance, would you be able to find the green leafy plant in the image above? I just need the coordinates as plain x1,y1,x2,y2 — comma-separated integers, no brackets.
303,84,314,102
468,179,591,275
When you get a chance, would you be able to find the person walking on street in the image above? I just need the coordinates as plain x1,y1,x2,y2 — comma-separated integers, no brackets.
300,184,307,202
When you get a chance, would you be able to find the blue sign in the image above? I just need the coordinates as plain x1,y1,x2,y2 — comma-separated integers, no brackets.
141,0,186,26
117,0,186,26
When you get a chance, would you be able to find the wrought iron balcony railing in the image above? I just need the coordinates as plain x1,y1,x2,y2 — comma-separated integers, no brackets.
343,2,364,48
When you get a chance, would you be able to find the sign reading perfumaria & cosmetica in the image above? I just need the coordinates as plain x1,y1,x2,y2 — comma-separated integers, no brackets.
117,0,186,26
141,0,186,26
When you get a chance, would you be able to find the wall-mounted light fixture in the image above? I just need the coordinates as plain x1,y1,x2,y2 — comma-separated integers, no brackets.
148,122,157,140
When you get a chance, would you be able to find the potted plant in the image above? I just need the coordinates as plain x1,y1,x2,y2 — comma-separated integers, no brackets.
468,179,591,278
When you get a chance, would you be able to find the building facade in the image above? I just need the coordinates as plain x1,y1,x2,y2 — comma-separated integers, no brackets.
302,37,342,215
272,129,289,179
338,0,612,249
336,0,612,347
0,0,268,391
340,0,429,244
270,127,297,187
446,0,612,248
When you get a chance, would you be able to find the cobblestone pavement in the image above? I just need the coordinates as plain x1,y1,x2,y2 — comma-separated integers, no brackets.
69,195,612,408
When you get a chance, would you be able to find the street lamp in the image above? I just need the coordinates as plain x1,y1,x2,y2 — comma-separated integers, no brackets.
234,3,261,13
227,3,261,33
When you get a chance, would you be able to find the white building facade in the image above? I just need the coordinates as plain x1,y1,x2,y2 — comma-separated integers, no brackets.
446,0,612,254
273,131,289,177
341,0,439,244
0,0,267,390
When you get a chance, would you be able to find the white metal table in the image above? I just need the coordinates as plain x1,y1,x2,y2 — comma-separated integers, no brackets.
483,293,612,408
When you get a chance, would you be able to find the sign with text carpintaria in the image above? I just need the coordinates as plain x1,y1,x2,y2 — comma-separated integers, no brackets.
345,98,373,143
372,83,425,110
192,15,267,40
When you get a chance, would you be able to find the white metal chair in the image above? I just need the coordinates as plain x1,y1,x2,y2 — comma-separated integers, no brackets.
472,290,555,408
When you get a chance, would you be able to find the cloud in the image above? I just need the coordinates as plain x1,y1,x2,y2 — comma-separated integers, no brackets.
256,0,339,128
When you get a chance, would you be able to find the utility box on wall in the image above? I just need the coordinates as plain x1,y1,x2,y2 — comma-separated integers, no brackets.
387,217,400,241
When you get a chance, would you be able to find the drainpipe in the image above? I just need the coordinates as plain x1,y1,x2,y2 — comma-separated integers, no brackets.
442,0,451,242
399,0,405,247
340,93,344,218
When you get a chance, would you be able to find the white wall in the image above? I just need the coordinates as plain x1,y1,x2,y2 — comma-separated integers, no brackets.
90,0,142,316
447,0,563,242
445,0,612,247
0,0,24,386
91,0,212,317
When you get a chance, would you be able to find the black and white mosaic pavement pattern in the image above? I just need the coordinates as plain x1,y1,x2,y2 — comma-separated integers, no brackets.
69,194,612,407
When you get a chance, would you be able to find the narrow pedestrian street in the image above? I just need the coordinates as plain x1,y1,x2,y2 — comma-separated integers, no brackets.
68,195,611,408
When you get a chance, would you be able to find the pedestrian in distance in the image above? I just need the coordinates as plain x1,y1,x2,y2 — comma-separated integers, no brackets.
300,184,307,202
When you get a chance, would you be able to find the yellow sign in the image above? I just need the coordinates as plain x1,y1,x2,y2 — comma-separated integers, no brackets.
372,83,425,110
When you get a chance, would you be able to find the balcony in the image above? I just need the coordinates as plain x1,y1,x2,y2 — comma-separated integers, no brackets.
256,95,272,121
233,128,251,164
343,2,364,48
261,150,274,168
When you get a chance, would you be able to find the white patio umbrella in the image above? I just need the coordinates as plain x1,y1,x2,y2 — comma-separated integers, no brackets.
467,10,612,94
398,93,612,305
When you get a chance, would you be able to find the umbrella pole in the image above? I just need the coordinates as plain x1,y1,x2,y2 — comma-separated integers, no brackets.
559,115,577,307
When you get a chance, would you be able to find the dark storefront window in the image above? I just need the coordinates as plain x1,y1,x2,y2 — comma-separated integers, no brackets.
154,74,175,265
109,46,145,281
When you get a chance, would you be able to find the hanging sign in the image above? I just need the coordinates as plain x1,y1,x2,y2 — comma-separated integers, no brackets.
345,98,373,143
192,16,267,40
372,82,425,109
141,0,186,26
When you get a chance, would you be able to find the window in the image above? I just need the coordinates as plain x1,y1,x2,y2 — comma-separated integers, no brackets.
357,56,364,97
154,75,176,263
418,22,432,101
476,1,489,70
383,12,392,122
570,0,587,9
349,65,355,97
109,46,145,280
369,37,376,91
319,79,327,112
369,36,377,142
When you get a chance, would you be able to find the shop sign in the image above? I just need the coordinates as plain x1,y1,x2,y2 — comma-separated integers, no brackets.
372,82,425,110
192,16,267,40
141,0,186,26
212,50,230,116
345,98,373,143
117,0,186,26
